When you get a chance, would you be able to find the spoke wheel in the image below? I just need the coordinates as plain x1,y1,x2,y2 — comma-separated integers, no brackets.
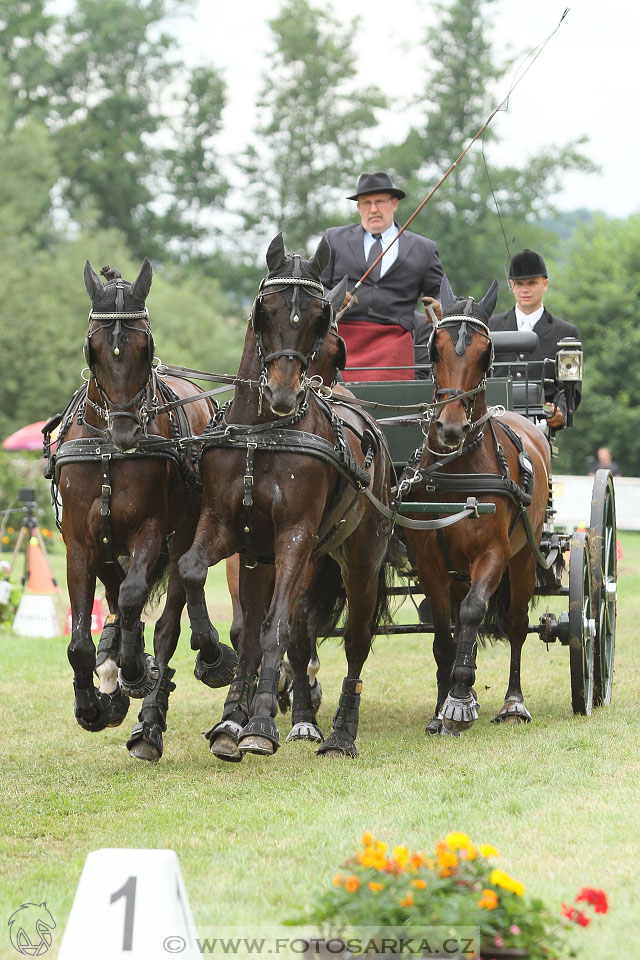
589,469,617,706
568,531,595,716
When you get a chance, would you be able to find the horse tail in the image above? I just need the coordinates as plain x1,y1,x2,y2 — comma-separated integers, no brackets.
480,569,511,642
145,540,170,608
302,555,347,640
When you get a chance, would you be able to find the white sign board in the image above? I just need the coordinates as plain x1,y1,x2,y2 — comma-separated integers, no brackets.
552,475,640,531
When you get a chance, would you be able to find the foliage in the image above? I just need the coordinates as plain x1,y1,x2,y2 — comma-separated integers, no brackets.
550,214,640,475
238,0,386,254
377,0,597,308
299,832,608,959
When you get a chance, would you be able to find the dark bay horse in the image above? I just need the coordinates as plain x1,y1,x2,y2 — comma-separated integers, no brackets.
54,259,237,760
403,278,551,734
178,234,393,760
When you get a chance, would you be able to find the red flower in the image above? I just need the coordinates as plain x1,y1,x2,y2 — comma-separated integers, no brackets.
576,887,609,915
562,904,591,927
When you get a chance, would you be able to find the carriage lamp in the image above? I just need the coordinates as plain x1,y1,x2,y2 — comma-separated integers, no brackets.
556,339,583,382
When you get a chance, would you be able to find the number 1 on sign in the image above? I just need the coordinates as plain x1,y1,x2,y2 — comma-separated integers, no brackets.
111,876,137,951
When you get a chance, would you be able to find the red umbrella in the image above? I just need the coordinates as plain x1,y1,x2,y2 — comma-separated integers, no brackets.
2,421,49,451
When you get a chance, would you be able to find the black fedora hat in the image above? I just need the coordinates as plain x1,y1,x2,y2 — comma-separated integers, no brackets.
347,171,406,201
509,249,548,279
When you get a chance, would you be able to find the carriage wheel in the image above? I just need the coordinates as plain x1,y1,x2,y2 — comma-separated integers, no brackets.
589,469,617,707
568,531,595,716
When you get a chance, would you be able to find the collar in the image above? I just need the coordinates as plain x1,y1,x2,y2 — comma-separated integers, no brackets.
515,304,544,330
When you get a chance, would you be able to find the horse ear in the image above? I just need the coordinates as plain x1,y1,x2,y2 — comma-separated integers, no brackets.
439,274,457,313
479,278,499,319
308,235,331,278
84,260,103,301
130,257,152,302
327,274,348,312
266,233,286,272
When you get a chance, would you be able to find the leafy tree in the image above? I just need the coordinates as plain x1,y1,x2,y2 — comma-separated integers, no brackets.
549,215,640,476
377,0,597,308
239,0,386,254
0,0,55,127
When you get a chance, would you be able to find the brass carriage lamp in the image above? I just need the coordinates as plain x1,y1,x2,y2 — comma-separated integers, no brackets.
556,338,583,428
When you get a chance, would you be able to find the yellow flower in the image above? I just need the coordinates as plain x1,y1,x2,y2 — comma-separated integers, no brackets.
478,889,498,910
1,536,8,544
392,846,409,869
411,879,427,889
345,875,360,893
368,881,384,893
399,891,415,908
436,849,459,877
445,831,471,850
333,874,344,887
478,844,499,859
374,841,387,854
425,858,435,870
490,869,525,897
361,832,374,847
358,850,387,871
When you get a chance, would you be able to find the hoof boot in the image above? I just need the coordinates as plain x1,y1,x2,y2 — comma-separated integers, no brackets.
493,700,532,724
194,645,238,689
238,716,280,754
441,693,479,732
206,720,244,763
286,721,324,743
127,721,163,762
317,732,357,758
119,653,160,699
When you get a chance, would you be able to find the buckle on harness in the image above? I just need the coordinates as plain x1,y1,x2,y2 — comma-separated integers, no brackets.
465,496,480,518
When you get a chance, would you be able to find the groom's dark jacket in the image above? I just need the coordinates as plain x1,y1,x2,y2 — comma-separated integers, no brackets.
320,223,444,334
490,306,582,421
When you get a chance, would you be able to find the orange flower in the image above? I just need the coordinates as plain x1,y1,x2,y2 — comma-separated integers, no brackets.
437,850,459,877
332,874,343,887
409,853,425,869
345,875,360,893
399,891,415,908
411,879,427,889
361,832,374,847
368,881,384,893
478,889,498,910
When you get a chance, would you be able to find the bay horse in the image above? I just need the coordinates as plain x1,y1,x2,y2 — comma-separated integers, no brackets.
403,277,551,734
178,234,393,760
52,259,237,761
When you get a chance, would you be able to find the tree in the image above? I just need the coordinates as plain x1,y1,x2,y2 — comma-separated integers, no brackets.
377,0,596,307
238,0,386,254
548,214,640,476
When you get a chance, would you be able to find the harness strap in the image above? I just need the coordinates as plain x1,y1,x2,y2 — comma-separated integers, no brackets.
241,442,258,569
100,454,115,564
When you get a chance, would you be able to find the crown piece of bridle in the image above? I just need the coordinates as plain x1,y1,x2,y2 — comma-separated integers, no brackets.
88,309,149,320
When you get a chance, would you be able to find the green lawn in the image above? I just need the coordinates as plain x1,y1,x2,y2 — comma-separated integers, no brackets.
1,534,639,959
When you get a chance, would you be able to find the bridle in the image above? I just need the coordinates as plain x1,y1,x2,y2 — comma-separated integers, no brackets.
83,280,158,433
250,256,335,380
428,311,494,416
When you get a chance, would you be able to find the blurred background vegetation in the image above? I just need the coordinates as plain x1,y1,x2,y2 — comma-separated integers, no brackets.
0,0,637,482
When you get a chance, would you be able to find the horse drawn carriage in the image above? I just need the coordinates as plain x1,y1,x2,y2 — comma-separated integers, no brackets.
44,237,616,763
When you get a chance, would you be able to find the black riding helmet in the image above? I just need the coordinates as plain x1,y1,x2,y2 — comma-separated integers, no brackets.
509,249,547,279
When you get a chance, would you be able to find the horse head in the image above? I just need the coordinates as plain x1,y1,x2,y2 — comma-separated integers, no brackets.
429,277,498,449
83,258,154,451
252,234,347,416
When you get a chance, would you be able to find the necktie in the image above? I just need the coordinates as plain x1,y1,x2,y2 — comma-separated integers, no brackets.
367,233,383,282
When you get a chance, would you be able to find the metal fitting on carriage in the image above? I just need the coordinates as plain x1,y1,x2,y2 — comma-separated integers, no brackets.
556,339,583,381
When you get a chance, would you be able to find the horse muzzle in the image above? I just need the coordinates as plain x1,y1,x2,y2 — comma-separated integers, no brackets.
107,415,143,453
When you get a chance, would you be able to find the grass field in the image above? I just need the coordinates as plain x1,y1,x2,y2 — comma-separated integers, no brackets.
1,533,639,959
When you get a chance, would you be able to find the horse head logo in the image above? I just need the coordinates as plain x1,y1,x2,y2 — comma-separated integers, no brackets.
8,902,56,956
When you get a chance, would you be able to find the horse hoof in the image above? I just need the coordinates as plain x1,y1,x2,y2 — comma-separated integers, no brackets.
239,734,274,755
425,716,443,735
441,693,478,731
493,700,532,724
210,733,243,762
317,732,358,758
106,686,131,727
119,653,160,699
194,645,238,689
74,685,112,732
439,723,462,738
238,715,280,755
126,720,163,761
286,722,324,743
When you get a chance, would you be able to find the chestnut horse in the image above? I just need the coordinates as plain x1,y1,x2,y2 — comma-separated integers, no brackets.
53,259,237,761
178,234,393,760
403,278,551,734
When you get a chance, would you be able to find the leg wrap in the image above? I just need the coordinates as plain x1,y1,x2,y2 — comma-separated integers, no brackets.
120,620,144,664
187,602,218,647
255,665,280,719
126,667,176,760
291,678,316,725
221,672,256,723
95,613,121,667
317,677,362,757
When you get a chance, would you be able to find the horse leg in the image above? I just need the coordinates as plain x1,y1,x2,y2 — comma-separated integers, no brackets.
285,606,324,744
425,582,456,735
66,545,119,731
493,549,536,724
92,563,131,727
179,523,239,688
207,564,274,762
441,557,506,733
126,550,185,762
317,535,387,758
238,539,315,757
116,521,164,699
226,554,242,651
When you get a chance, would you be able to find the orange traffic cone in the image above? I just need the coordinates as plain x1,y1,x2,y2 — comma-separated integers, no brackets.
64,598,107,635
26,537,58,593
